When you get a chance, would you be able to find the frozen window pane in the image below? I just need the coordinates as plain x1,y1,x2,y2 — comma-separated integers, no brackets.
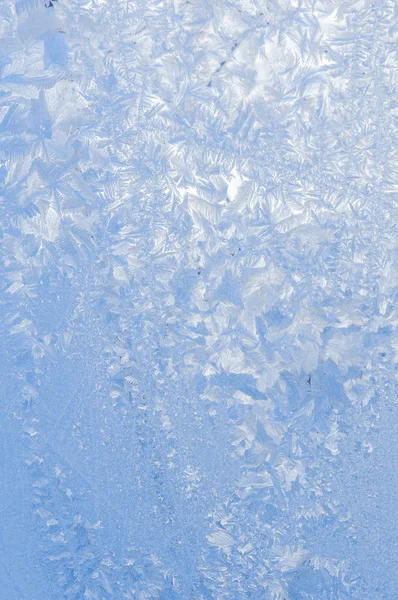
0,1,397,598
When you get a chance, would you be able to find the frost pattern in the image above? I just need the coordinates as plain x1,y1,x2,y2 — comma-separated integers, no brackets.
0,0,397,599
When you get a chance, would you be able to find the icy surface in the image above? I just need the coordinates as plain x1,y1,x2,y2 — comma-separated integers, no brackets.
0,0,397,598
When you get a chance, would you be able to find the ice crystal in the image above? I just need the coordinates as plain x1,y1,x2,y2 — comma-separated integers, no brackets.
0,0,397,598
